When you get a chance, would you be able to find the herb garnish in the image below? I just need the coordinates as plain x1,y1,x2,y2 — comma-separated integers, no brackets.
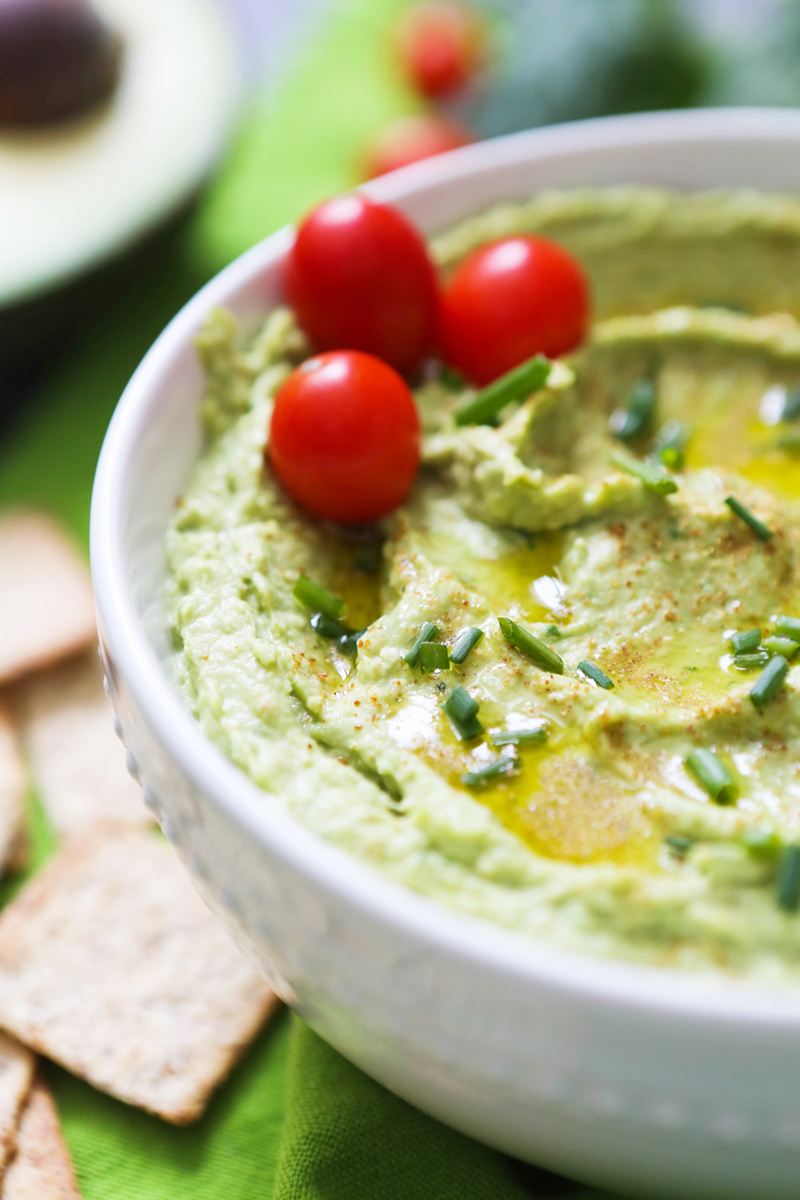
404,622,439,666
731,650,770,672
750,654,789,709
454,354,551,427
611,378,655,442
498,617,564,673
461,756,519,787
609,449,678,496
439,365,467,392
685,749,738,805
449,626,484,665
309,612,362,657
293,575,344,620
419,641,449,672
763,636,799,660
353,537,383,576
724,496,773,542
656,420,690,469
729,628,761,655
665,835,692,857
742,829,781,859
489,726,548,747
309,612,349,640
782,386,800,423
577,659,614,689
774,615,800,642
778,845,800,912
442,685,483,740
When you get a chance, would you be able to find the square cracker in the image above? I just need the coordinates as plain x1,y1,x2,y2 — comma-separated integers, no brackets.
0,716,26,875
0,1035,35,1180
1,1077,80,1199
0,512,96,686
0,822,278,1123
13,649,151,835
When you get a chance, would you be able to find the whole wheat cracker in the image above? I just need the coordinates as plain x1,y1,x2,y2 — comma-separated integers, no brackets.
0,1035,35,1180
0,822,278,1123
1,1077,80,1199
12,649,151,834
0,715,26,875
0,511,96,686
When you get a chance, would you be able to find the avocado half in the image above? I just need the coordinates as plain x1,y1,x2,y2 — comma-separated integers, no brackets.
0,0,239,314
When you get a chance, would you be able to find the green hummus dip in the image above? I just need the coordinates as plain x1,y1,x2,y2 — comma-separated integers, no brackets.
167,187,800,979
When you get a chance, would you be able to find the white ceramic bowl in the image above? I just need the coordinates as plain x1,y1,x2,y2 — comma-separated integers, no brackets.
92,108,800,1200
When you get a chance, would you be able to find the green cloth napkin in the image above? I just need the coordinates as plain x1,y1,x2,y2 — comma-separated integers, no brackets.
0,0,613,1194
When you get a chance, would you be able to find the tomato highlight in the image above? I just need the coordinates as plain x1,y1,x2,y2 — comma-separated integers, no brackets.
268,350,421,524
439,235,591,385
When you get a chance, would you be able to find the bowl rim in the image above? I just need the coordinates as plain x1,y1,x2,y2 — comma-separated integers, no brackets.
92,105,800,1026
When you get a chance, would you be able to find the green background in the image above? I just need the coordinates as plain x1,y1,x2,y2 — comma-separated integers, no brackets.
0,0,611,1194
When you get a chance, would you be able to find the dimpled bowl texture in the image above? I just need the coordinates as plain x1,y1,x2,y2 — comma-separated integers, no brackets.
91,109,800,1200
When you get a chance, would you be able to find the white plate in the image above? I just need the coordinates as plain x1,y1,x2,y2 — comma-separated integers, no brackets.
0,0,239,307
93,109,800,1200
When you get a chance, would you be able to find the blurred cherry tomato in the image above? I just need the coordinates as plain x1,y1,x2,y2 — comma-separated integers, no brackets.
397,1,484,100
363,113,474,179
285,194,439,376
269,350,421,523
439,235,590,385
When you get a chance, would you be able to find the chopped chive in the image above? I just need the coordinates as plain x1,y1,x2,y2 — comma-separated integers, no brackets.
404,622,439,666
778,845,800,912
685,749,738,805
419,641,449,672
774,615,800,642
609,450,678,496
732,650,770,671
782,385,800,422
443,684,478,720
665,834,692,857
310,611,351,640
729,628,761,655
763,636,799,660
489,725,548,747
309,612,363,657
353,538,383,575
577,659,614,689
461,756,519,787
724,495,773,542
498,617,564,674
338,628,366,657
742,828,781,859
442,685,484,740
293,575,344,620
656,420,690,469
546,625,561,639
611,378,656,442
449,626,484,665
750,654,789,709
439,365,467,392
454,354,551,426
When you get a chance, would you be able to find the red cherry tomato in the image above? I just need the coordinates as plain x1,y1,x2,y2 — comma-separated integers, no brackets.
284,194,439,376
269,351,421,523
363,113,474,180
439,235,591,385
397,1,483,100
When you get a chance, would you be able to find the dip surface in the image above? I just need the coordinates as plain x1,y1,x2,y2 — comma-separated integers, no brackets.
167,187,800,979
